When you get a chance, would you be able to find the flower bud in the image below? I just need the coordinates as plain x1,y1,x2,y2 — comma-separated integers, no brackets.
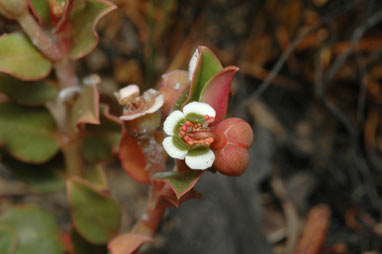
212,118,253,176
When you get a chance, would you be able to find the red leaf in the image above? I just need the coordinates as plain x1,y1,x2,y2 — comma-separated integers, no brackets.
118,129,150,183
200,66,239,125
108,232,153,254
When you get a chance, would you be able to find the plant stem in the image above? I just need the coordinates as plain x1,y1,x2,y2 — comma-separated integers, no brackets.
133,188,166,236
17,12,62,62
19,10,83,177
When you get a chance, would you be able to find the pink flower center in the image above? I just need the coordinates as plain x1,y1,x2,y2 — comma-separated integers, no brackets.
178,116,215,146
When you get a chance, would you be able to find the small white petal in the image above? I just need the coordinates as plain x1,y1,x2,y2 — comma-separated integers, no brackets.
188,48,199,82
163,110,185,136
118,84,140,99
162,137,187,160
185,149,215,170
146,94,164,114
183,101,216,118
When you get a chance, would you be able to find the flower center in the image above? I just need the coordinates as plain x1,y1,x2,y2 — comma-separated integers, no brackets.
178,116,215,146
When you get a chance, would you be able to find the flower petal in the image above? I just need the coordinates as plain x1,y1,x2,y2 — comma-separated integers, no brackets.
115,84,139,104
183,101,216,118
188,48,199,82
163,110,185,136
185,148,215,170
162,137,188,160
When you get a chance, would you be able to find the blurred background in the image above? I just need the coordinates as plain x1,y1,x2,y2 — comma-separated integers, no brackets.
1,0,382,253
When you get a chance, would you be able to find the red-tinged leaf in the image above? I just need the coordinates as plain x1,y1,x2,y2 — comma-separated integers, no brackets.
69,0,116,59
0,74,58,106
153,170,203,199
159,70,190,118
119,129,150,183
67,178,121,245
186,46,223,104
156,182,202,208
0,102,59,163
27,0,50,25
71,83,100,128
200,66,239,125
0,33,52,81
108,233,153,254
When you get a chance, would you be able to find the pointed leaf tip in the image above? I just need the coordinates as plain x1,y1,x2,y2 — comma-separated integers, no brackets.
200,66,239,125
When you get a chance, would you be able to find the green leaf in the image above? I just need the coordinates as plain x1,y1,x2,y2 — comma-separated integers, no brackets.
0,74,58,105
0,32,52,80
68,178,121,244
187,46,223,103
82,108,121,163
71,229,107,254
28,0,50,25
0,102,59,163
84,164,108,190
1,152,65,193
0,205,64,254
153,170,203,199
82,132,120,162
69,0,116,59
71,83,100,129
0,225,17,254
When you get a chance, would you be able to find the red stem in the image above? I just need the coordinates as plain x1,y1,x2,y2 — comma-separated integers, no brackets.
17,11,62,62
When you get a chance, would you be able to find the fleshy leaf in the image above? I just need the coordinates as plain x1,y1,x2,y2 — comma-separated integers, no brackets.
71,228,107,254
0,205,64,254
67,178,121,244
118,129,150,183
0,225,17,254
84,164,108,190
159,70,190,117
0,74,58,105
153,170,203,199
0,33,52,80
108,233,153,254
27,0,50,25
82,106,121,163
71,83,100,128
69,0,117,59
0,102,59,163
199,66,239,125
186,46,223,104
1,152,65,193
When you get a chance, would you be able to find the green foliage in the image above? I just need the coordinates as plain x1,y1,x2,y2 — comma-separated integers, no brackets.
0,74,58,105
188,46,223,103
84,164,108,190
28,0,50,25
154,170,203,199
0,33,51,80
0,206,64,254
68,178,121,244
82,106,121,163
0,225,17,254
1,152,65,193
69,0,117,59
0,102,59,163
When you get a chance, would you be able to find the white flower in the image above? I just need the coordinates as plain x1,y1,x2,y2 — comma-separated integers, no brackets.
162,101,216,170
